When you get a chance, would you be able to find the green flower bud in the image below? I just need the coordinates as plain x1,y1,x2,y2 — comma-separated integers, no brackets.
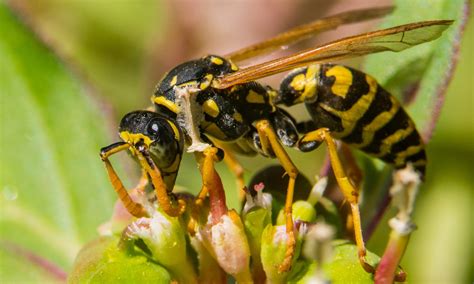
261,224,304,284
68,236,171,283
243,205,272,282
276,200,317,225
125,209,197,283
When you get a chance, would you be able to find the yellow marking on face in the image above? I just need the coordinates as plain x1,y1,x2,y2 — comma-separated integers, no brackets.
199,74,213,90
320,74,378,138
246,90,265,104
374,123,415,158
153,96,179,114
290,74,306,91
120,131,153,147
203,99,220,118
166,120,180,141
210,56,224,65
300,64,320,102
326,65,353,98
202,122,227,140
170,75,178,86
233,112,243,123
394,144,424,166
351,95,400,148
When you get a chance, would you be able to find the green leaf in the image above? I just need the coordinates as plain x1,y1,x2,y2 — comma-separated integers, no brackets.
364,0,468,140
0,4,115,280
68,236,171,283
293,241,385,284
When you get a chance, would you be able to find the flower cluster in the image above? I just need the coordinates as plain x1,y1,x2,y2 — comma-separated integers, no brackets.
69,165,420,283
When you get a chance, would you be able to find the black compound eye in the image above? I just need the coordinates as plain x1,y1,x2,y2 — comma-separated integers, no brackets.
146,119,162,137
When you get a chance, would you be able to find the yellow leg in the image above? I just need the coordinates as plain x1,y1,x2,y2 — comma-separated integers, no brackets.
137,148,186,217
186,147,222,235
256,119,299,272
100,142,148,218
194,147,221,206
299,128,374,274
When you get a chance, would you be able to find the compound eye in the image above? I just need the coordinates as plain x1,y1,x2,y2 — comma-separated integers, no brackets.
146,119,162,138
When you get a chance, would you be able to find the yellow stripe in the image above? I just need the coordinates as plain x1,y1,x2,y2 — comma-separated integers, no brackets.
210,56,224,65
351,95,400,148
200,74,213,90
326,65,353,98
299,65,319,103
202,122,227,140
120,131,153,147
153,96,179,114
164,153,181,173
233,112,243,123
374,124,415,158
170,75,178,86
166,120,180,141
320,74,378,138
290,73,306,91
394,144,424,166
203,99,220,118
246,90,266,104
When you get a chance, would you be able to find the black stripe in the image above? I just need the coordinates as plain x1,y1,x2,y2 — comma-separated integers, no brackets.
342,86,393,144
397,150,427,178
307,103,344,133
318,65,370,111
361,108,410,155
390,128,422,155
403,150,427,167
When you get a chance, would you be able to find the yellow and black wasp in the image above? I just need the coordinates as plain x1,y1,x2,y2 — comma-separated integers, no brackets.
100,5,452,275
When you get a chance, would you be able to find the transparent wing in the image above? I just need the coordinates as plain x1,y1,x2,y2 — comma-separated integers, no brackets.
216,20,453,89
225,6,394,62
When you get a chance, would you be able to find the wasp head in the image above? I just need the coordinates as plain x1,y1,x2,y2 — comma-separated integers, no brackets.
118,111,183,170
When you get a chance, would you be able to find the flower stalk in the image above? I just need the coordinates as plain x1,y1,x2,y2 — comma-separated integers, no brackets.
375,165,421,284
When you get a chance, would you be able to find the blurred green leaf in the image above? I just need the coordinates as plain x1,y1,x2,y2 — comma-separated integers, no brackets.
364,0,468,138
9,0,165,114
293,241,385,283
68,236,171,284
0,4,115,280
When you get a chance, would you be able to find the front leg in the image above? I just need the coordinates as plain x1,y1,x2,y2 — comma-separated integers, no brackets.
297,127,374,274
255,119,299,272
100,142,148,218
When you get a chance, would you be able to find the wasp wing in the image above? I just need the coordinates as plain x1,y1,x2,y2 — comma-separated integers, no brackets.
216,20,453,89
226,6,394,62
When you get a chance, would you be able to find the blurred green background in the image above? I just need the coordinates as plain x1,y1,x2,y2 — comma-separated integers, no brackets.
1,0,472,283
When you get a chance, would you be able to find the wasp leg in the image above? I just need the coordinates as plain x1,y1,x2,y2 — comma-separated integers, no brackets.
185,147,223,234
255,119,299,272
137,146,186,217
297,128,375,274
194,146,222,207
212,141,246,201
100,142,148,218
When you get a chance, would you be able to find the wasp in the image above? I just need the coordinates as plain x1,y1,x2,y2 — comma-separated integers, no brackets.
100,5,452,275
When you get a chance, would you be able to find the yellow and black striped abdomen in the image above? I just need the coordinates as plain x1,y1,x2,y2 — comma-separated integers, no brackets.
281,64,427,176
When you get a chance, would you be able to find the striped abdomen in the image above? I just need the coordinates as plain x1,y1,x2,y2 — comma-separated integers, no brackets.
280,64,427,176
